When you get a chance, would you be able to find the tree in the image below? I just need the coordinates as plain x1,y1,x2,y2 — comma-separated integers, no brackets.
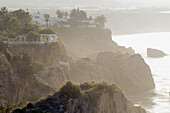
64,12,68,18
56,10,64,18
44,14,50,28
79,10,87,20
12,9,32,25
0,7,8,16
26,31,40,42
0,7,39,38
7,16,20,38
95,15,107,28
60,81,81,98
39,28,56,34
70,9,77,19
89,16,93,20
70,8,87,20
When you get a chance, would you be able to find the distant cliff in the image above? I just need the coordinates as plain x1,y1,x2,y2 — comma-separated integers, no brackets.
70,52,155,95
57,28,134,57
37,51,155,95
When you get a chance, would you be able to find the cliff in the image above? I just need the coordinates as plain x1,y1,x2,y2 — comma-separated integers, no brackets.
36,51,155,95
36,65,70,90
68,92,146,113
58,28,134,57
0,45,54,106
12,82,146,113
70,51,155,95
8,41,68,67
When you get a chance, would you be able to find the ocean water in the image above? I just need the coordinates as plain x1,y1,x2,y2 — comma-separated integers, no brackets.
113,32,170,113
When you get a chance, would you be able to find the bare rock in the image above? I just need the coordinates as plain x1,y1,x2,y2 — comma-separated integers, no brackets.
147,48,167,58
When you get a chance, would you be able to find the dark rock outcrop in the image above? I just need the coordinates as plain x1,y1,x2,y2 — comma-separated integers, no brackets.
147,48,167,58
12,82,146,113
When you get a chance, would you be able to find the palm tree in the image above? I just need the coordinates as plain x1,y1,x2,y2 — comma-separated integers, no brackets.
0,7,8,15
44,14,50,28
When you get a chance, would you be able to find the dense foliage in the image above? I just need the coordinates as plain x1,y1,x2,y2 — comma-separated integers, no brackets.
26,31,40,41
39,28,56,34
2,81,123,113
60,81,81,98
80,81,122,94
70,8,87,20
0,7,40,38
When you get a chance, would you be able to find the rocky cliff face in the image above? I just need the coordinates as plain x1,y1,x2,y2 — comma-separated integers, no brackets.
59,28,134,57
11,82,146,113
0,54,21,105
0,49,54,105
36,66,70,90
8,42,68,67
37,51,155,95
68,92,146,113
69,51,155,95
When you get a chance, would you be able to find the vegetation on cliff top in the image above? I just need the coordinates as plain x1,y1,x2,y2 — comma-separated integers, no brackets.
0,7,57,42
39,28,56,34
60,81,81,98
4,81,122,113
80,81,122,94
0,7,39,38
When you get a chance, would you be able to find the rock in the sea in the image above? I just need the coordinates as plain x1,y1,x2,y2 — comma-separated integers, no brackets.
147,48,167,58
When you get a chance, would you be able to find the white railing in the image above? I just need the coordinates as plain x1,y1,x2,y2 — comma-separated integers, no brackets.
4,41,58,45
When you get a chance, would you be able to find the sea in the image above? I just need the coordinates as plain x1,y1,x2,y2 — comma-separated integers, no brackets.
113,32,170,113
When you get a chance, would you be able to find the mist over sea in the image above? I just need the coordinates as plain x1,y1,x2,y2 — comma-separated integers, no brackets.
113,32,170,113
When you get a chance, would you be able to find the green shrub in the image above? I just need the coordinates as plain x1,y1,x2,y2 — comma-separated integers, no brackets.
60,81,81,98
12,108,21,113
26,31,40,42
26,103,35,109
80,82,93,90
80,81,122,94
39,28,56,34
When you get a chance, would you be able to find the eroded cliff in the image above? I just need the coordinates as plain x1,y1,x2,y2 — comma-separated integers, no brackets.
8,41,68,67
70,52,155,95
0,44,54,105
12,82,146,113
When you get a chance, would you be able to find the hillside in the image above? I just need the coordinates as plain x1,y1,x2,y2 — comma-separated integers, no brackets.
0,42,55,106
11,82,146,113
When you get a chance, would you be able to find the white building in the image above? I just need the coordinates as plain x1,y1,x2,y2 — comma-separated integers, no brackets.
40,34,58,43
88,25,97,28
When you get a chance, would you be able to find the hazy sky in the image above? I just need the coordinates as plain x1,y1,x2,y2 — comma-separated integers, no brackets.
1,0,170,8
